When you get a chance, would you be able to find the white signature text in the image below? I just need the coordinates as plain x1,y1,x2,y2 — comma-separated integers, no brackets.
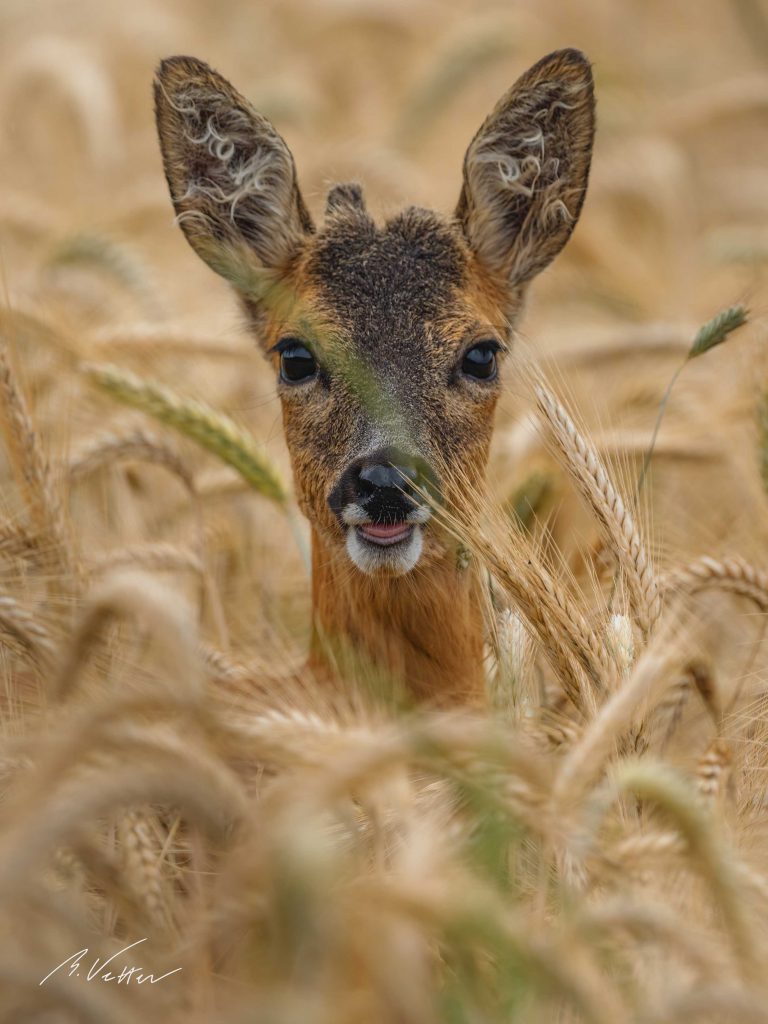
40,938,182,986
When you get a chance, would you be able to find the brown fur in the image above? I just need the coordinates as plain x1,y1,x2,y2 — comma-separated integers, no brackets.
153,50,595,706
309,531,487,706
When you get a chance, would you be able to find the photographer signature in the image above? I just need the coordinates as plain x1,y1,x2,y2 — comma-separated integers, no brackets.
40,938,182,986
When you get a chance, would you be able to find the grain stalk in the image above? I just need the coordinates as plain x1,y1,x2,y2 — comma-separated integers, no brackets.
83,362,309,569
68,427,195,495
0,342,73,581
635,304,748,502
117,808,168,929
535,381,661,637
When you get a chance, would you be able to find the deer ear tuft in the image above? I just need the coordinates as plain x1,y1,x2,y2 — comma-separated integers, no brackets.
154,56,313,291
456,48,595,287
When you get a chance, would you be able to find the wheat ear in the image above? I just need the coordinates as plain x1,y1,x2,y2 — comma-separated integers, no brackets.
429,478,613,709
553,628,689,808
90,541,204,578
69,427,195,495
84,362,287,503
665,555,768,611
601,829,686,869
0,343,72,576
52,569,201,703
476,534,610,710
84,362,311,570
0,593,56,672
117,808,167,929
535,381,661,637
697,739,733,805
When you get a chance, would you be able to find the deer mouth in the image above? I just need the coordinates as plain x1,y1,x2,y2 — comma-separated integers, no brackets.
356,522,414,547
342,512,427,576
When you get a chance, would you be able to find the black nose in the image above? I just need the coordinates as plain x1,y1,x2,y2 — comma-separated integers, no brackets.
357,461,418,496
353,449,426,522
328,446,437,525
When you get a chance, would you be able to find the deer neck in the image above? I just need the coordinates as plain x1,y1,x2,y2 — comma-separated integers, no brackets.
308,529,486,706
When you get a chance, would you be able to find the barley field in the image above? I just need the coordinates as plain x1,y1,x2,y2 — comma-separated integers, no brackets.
1,0,768,1020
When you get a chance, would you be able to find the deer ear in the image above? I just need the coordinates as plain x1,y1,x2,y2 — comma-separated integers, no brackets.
456,49,594,287
154,56,313,292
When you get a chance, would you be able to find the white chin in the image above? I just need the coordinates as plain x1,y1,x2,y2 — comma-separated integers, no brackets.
346,525,423,576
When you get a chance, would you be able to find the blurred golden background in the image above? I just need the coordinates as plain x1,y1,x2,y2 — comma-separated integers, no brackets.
0,4,767,1020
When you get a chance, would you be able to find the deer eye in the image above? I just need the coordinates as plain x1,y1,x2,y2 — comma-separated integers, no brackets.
461,341,499,381
279,340,317,383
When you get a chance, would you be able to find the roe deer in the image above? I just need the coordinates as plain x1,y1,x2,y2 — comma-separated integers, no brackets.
154,49,595,706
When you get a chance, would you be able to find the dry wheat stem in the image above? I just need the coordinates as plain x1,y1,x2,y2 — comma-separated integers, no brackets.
0,306,86,365
200,643,276,700
638,669,692,753
201,643,248,684
223,706,382,767
309,720,548,830
87,542,230,650
535,381,661,636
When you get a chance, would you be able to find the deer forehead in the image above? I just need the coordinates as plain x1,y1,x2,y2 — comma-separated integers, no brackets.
269,205,508,463
291,207,497,363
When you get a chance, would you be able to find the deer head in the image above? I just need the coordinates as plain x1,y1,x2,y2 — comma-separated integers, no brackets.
154,51,595,579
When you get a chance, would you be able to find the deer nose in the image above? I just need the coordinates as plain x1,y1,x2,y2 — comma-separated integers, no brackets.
327,446,438,526
352,448,434,516
357,461,419,496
